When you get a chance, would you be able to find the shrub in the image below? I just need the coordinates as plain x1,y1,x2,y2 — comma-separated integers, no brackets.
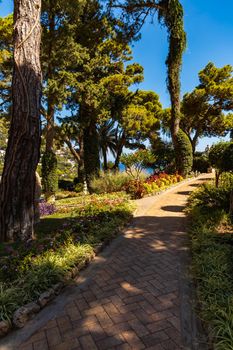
74,183,84,193
209,142,232,187
188,183,231,212
219,172,233,189
41,151,58,199
124,179,146,199
175,129,193,176
90,171,147,194
193,154,210,173
120,149,156,180
58,179,74,191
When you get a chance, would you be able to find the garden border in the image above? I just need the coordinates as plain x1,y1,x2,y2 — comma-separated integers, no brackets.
0,220,132,338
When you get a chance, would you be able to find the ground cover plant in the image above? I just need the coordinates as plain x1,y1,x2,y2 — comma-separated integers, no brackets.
0,193,134,324
187,175,233,349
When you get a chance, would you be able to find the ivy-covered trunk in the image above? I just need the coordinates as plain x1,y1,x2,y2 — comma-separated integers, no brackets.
160,0,188,173
0,0,42,242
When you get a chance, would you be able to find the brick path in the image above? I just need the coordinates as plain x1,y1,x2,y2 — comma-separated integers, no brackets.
1,175,212,350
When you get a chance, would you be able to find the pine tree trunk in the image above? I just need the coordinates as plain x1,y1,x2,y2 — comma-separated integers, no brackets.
0,0,42,242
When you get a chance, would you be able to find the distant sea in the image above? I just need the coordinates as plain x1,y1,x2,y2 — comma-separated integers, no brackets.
118,163,154,175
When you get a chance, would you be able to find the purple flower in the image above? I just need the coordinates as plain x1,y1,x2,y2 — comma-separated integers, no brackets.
39,201,56,217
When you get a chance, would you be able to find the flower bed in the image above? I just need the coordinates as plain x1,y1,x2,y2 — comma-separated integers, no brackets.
124,172,184,199
0,193,134,333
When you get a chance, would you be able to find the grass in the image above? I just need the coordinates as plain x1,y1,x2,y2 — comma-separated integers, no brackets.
0,192,134,324
188,185,233,349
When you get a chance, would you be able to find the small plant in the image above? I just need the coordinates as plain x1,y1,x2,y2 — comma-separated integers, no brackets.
0,283,25,322
39,201,56,217
124,179,146,199
120,149,156,180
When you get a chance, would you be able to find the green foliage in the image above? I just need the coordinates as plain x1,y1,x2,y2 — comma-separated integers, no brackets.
74,183,84,193
188,184,233,349
121,90,162,139
41,151,58,198
188,183,231,212
0,283,24,323
58,179,74,191
158,0,186,101
90,170,146,194
175,129,193,176
150,138,175,171
0,14,13,118
193,154,210,173
219,172,233,189
120,149,156,179
209,142,233,187
124,179,146,199
180,63,233,152
222,143,233,172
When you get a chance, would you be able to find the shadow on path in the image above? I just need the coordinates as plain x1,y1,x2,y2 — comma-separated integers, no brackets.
161,205,186,213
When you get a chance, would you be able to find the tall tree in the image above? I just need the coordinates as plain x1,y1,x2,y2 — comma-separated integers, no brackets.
181,63,233,153
109,0,187,171
0,0,42,242
40,0,86,200
0,15,13,119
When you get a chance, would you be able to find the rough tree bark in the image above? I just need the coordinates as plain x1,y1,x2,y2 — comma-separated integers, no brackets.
0,0,42,242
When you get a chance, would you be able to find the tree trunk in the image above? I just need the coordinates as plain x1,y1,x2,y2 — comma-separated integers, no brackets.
77,136,85,183
230,190,233,217
0,0,42,242
215,170,221,188
191,131,199,155
83,120,100,184
165,2,186,172
103,149,108,171
45,6,55,153
45,101,55,152
42,7,57,201
114,132,126,170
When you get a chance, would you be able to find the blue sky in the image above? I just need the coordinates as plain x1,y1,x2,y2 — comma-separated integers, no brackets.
0,0,232,151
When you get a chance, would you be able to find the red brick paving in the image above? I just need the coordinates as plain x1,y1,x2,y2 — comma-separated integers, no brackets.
14,176,212,349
